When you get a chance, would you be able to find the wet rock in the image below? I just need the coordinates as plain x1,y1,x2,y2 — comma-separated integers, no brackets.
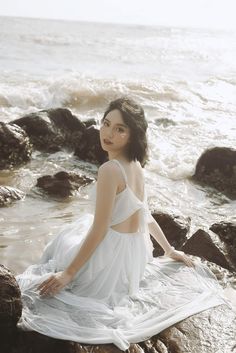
192,147,236,200
84,118,97,128
154,118,177,127
7,332,142,353
74,125,107,165
146,304,236,353
0,264,22,345
4,331,72,353
0,186,25,207
11,108,85,152
150,212,190,257
181,229,235,271
67,342,128,352
36,171,94,197
200,258,236,289
210,221,236,269
0,122,32,169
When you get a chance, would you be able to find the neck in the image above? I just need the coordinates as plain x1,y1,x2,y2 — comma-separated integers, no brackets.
108,152,129,163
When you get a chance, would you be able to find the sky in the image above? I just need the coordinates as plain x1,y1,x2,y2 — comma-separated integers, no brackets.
0,0,236,30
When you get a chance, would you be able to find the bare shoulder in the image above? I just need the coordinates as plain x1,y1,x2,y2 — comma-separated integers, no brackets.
97,160,120,181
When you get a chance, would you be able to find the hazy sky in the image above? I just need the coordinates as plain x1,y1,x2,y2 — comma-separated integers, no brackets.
1,0,236,30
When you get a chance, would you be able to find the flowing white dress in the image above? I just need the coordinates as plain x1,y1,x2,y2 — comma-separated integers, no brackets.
16,159,233,351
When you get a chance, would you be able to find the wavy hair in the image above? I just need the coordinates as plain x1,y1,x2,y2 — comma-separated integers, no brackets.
101,97,149,167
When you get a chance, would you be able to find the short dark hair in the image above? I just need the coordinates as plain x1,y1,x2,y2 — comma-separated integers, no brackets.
101,97,149,167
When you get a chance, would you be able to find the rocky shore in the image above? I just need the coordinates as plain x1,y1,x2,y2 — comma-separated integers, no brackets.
0,108,235,353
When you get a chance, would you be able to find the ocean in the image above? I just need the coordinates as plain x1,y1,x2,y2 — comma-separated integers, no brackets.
0,16,236,273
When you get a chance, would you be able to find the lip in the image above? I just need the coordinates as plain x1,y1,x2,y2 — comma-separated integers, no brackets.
103,139,113,145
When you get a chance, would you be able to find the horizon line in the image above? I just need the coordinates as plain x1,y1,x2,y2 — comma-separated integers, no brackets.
0,14,235,33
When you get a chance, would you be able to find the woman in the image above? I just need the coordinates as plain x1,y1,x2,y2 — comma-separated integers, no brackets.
16,97,232,351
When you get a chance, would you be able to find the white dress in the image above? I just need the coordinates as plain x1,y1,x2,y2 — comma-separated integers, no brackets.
16,159,233,351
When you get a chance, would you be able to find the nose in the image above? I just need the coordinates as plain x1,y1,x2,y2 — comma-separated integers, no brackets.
107,127,114,139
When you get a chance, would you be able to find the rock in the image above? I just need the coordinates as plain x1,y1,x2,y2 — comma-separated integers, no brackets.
0,122,32,169
199,258,236,289
11,108,85,152
66,342,128,352
74,125,107,165
6,331,142,353
150,212,190,257
0,186,25,207
4,331,72,353
192,147,236,200
154,118,177,127
83,118,97,128
36,171,94,197
181,229,235,271
210,221,236,269
0,264,22,344
143,304,236,353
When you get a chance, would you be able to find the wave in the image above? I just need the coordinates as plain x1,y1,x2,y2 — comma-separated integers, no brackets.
0,73,185,114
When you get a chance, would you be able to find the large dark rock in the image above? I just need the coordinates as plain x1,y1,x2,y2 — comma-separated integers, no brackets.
11,108,86,152
0,122,32,169
181,229,235,271
150,212,190,257
0,265,22,344
36,171,94,198
210,221,236,269
74,125,107,165
192,147,236,200
0,186,25,207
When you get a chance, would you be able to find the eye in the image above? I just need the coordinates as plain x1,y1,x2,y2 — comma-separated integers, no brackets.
117,127,125,133
103,121,109,126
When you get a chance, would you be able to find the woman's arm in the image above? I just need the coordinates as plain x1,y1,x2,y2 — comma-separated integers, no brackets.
38,161,119,296
148,216,174,254
65,162,118,277
148,216,195,267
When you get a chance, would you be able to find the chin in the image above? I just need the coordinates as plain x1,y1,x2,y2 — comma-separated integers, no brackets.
100,141,112,151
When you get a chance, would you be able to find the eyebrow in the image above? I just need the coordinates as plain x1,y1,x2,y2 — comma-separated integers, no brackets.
104,117,128,128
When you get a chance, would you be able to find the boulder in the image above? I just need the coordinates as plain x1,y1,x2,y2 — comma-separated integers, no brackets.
74,125,107,165
36,171,94,198
192,147,236,200
140,304,235,353
0,122,32,169
181,229,235,271
11,108,85,152
0,186,25,207
210,221,236,269
0,264,22,343
150,212,190,257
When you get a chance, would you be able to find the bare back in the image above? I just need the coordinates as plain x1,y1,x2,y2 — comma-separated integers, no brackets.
110,160,144,234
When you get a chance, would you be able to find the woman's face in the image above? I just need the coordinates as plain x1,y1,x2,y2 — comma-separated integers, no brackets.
99,109,131,153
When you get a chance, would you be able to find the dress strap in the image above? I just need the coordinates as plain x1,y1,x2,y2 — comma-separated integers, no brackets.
110,159,128,185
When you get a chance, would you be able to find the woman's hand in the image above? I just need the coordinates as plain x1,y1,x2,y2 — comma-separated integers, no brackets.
167,249,196,268
37,270,73,297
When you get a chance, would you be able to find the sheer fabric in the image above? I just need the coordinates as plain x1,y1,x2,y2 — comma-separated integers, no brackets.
16,159,233,351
